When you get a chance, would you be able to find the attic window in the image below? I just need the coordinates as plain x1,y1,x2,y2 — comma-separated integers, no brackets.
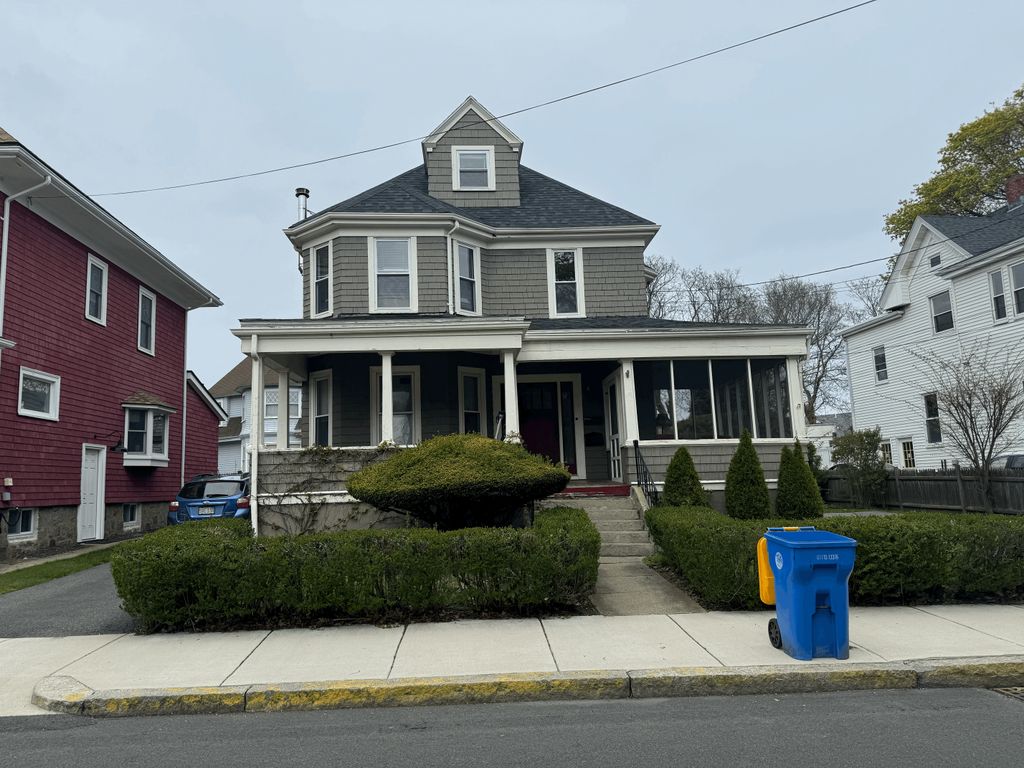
929,254,941,268
452,146,495,191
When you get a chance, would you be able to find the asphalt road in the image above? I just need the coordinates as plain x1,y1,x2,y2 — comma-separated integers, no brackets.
0,564,134,637
3,689,1023,767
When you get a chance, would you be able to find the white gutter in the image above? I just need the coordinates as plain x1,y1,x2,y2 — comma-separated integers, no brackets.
840,309,904,339
1,174,53,341
445,219,460,315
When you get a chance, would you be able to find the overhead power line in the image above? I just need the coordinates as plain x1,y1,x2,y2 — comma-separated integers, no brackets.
88,0,881,197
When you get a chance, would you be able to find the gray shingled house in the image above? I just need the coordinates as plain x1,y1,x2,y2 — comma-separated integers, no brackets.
233,97,809,530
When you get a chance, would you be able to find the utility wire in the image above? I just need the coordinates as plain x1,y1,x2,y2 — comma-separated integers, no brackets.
87,0,881,197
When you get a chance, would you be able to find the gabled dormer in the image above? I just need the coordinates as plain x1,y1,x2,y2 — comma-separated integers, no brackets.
422,96,523,208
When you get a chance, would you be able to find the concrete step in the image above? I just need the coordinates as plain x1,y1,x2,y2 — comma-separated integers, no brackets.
586,510,640,523
577,498,640,512
592,518,645,532
600,542,656,557
601,530,651,545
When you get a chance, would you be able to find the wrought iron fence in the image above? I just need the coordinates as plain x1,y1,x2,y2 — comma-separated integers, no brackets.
632,439,660,506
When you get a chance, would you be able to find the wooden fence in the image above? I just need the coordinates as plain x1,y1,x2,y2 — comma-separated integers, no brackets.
824,469,1024,515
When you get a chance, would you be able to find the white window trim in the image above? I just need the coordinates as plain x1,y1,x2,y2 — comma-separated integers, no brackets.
137,286,157,356
17,367,60,421
900,439,916,469
454,241,482,316
989,268,1009,324
122,503,141,531
122,406,171,467
923,392,943,445
309,241,333,319
369,365,422,446
309,369,333,447
546,247,586,318
6,507,37,542
457,366,486,435
928,289,955,335
872,346,888,384
368,236,418,313
85,254,108,326
1011,260,1024,317
451,145,496,192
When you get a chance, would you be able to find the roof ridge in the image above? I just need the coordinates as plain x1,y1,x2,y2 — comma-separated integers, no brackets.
519,165,655,226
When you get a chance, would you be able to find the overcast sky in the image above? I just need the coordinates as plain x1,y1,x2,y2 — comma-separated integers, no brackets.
4,0,1024,385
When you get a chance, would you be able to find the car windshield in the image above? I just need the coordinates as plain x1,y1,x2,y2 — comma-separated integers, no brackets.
179,480,245,499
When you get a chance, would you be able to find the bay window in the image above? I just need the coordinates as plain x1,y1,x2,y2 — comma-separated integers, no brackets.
310,242,332,318
456,242,480,314
547,248,585,317
123,406,171,467
370,237,416,312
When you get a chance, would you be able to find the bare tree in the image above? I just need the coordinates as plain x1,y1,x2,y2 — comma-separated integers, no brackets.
760,277,852,423
846,276,885,321
644,253,683,319
912,342,1024,512
679,267,762,324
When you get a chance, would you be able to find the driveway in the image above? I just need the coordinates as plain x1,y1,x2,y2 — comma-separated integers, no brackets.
0,564,134,637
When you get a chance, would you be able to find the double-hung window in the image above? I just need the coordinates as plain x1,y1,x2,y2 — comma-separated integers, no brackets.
456,242,480,314
138,287,156,355
873,346,888,382
452,146,495,191
930,290,954,333
547,248,585,317
309,371,332,447
85,255,107,325
18,367,60,421
901,440,916,469
880,442,893,465
310,242,332,318
123,407,170,467
458,367,485,435
371,237,416,312
990,270,1008,321
924,392,942,443
1012,262,1024,316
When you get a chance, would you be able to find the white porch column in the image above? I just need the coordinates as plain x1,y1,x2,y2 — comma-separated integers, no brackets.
248,340,263,536
380,352,394,443
502,350,520,441
787,356,807,437
619,359,640,443
276,368,290,450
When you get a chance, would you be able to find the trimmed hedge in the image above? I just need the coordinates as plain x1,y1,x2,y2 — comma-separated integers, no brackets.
111,509,599,632
725,430,771,519
662,445,708,508
347,434,571,529
646,506,1024,610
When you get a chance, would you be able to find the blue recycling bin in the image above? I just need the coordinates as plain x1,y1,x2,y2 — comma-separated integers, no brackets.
764,527,857,661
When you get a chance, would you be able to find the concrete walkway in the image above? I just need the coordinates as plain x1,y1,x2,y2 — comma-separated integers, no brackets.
6,604,1024,717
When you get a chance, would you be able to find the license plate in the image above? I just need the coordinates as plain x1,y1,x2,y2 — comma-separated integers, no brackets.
197,506,215,516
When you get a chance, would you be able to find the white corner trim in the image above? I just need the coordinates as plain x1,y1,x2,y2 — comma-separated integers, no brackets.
451,146,496,192
17,366,60,421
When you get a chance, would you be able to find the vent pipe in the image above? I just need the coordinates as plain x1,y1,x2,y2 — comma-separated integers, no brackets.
295,187,310,220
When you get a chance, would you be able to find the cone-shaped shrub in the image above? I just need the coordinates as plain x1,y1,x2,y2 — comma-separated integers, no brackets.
662,445,708,508
724,430,771,519
775,438,825,518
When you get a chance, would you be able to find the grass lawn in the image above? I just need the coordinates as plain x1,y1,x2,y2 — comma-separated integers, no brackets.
0,547,118,596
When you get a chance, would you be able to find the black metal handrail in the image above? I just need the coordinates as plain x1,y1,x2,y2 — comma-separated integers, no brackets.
633,439,660,505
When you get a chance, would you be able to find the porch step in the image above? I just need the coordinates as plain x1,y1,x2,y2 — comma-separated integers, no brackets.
585,509,642,523
552,484,631,498
571,497,640,512
600,542,656,557
601,530,652,545
592,518,645,532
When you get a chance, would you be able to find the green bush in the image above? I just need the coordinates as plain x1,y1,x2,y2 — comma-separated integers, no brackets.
830,428,888,507
662,445,708,508
111,509,599,632
775,439,825,519
724,430,771,519
346,434,571,530
645,506,1024,610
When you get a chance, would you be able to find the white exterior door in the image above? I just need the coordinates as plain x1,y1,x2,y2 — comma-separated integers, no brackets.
78,445,106,542
603,372,623,483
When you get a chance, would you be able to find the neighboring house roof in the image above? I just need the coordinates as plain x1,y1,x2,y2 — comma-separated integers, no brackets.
0,126,16,144
921,203,1024,257
210,358,252,398
814,412,853,435
122,391,176,411
187,371,228,422
219,416,243,441
298,164,655,230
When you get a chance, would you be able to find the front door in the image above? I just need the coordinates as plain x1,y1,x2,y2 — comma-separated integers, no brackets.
519,382,562,468
603,373,623,483
493,376,584,477
78,445,106,542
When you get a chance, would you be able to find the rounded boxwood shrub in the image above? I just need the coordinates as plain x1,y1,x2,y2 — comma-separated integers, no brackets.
725,430,771,519
775,439,825,519
346,434,571,530
662,445,708,508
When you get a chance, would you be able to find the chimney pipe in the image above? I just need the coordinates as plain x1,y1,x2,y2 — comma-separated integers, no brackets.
295,187,310,219
1006,174,1024,208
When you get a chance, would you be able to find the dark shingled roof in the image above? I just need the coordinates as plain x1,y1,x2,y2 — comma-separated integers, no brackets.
122,391,176,411
302,165,654,230
922,203,1024,257
209,358,252,398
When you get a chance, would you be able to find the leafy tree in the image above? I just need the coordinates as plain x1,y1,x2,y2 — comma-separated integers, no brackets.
724,430,771,519
830,428,888,508
775,439,825,519
662,445,708,508
884,84,1024,247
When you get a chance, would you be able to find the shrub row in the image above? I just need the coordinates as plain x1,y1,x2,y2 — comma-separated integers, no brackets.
646,506,1024,610
111,509,599,632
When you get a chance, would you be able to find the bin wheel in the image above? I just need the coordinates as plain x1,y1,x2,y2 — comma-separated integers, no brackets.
768,618,783,649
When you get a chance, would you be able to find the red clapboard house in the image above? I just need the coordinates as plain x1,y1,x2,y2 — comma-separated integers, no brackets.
0,126,225,557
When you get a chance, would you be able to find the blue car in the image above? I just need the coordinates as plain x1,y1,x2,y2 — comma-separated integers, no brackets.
169,474,251,524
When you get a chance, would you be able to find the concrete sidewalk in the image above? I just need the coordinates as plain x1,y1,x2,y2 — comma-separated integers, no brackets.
6,604,1024,717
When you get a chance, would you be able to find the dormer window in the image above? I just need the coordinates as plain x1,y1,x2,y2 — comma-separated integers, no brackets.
452,146,495,191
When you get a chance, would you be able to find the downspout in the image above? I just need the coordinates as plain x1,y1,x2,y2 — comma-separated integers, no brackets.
248,334,261,537
445,220,460,315
0,175,54,367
